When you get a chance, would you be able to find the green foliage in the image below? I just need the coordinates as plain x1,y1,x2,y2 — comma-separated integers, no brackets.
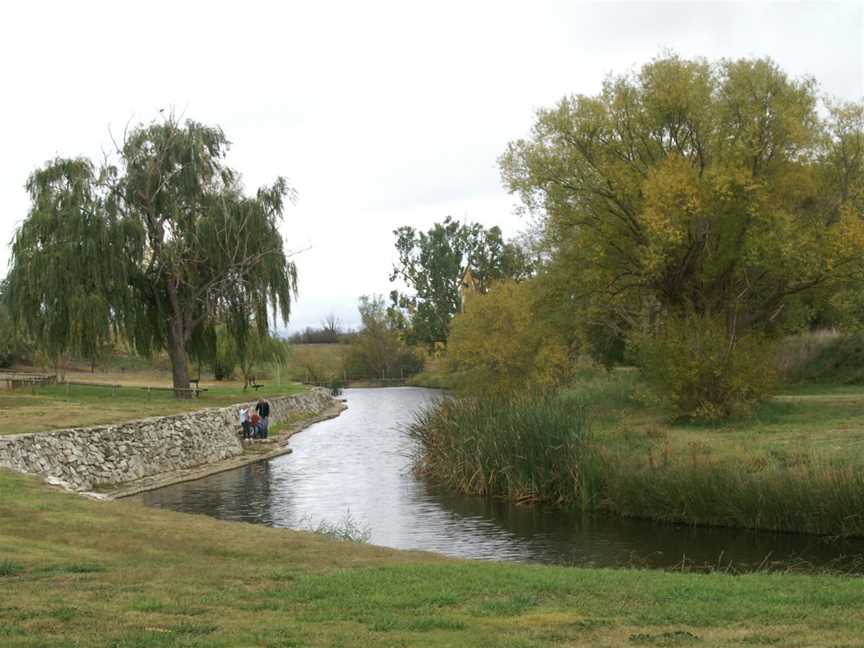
7,115,298,391
500,54,864,417
633,313,778,420
234,328,288,389
408,393,596,507
0,298,30,368
389,216,530,349
782,332,864,385
0,560,23,577
345,295,423,379
289,343,347,383
7,158,139,369
211,325,237,380
445,280,572,397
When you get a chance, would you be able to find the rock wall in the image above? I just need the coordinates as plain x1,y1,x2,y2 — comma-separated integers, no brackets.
0,388,335,491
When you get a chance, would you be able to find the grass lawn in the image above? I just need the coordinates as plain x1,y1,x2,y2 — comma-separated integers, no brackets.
1,468,864,647
0,373,305,436
584,373,864,469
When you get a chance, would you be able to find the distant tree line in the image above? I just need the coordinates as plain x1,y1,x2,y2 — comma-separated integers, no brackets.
287,314,351,344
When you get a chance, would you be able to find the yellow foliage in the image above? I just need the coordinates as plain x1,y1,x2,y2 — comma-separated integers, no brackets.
446,280,572,397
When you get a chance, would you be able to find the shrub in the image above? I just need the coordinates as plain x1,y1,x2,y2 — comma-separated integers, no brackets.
446,281,572,398
298,510,371,543
633,313,778,420
344,295,424,380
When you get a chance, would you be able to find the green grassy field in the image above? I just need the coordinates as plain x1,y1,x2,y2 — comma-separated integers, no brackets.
2,468,864,647
586,373,864,469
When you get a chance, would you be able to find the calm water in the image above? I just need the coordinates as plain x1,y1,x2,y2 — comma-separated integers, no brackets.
132,387,864,570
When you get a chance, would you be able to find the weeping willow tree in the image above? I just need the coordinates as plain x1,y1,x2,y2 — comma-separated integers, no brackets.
7,115,298,392
7,158,141,375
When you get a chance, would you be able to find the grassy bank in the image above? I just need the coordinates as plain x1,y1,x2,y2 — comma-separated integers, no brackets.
0,375,304,436
409,373,864,537
2,468,864,647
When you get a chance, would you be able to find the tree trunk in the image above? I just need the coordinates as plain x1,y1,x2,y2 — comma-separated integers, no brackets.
166,317,191,396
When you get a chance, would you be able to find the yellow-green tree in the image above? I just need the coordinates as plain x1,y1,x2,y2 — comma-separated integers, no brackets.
446,280,571,397
500,55,864,416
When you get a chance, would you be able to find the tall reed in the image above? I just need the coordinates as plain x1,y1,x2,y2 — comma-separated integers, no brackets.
407,393,598,507
601,451,864,536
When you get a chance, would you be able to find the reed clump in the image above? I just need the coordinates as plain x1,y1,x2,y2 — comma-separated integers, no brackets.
407,393,598,507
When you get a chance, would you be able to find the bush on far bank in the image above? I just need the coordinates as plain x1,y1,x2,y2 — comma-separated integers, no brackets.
632,313,779,421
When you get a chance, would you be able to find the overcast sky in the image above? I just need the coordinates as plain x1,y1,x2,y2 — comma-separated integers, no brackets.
1,0,862,333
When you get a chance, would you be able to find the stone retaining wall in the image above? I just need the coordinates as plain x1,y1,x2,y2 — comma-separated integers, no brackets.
0,388,335,491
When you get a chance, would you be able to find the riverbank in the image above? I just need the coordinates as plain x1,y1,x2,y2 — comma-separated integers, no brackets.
0,388,343,496
409,374,864,538
105,397,347,498
1,468,863,647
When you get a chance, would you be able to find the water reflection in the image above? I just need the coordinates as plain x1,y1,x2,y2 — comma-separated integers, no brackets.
133,387,864,571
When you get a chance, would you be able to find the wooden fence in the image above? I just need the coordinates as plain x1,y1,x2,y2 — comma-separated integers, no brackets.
0,371,58,390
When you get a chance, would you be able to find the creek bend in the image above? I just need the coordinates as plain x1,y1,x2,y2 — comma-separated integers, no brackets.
132,387,864,571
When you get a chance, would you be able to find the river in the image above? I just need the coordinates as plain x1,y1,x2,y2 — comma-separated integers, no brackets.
131,387,864,571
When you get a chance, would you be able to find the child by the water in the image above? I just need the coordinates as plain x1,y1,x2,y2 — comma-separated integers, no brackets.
239,407,253,439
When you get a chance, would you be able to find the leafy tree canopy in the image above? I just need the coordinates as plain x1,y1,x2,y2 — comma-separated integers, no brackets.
500,54,864,359
7,115,298,391
345,295,423,380
389,216,530,349
7,158,139,370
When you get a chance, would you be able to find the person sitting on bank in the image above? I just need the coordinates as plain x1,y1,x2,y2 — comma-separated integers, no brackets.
255,397,270,439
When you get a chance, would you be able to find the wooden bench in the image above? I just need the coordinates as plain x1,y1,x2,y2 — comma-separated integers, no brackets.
141,385,209,398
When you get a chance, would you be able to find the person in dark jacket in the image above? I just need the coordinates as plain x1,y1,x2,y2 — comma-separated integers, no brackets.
255,398,270,438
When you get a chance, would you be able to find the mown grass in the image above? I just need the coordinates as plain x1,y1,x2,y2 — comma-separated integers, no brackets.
0,377,305,435
2,468,864,647
410,369,864,537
